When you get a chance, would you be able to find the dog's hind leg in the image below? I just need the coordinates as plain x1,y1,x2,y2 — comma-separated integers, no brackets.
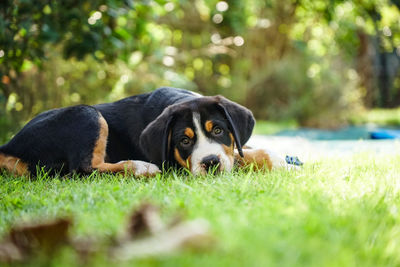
235,148,297,170
0,153,29,176
90,115,160,177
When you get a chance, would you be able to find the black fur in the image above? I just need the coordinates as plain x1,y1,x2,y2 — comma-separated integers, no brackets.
216,97,255,157
0,105,100,175
0,87,255,175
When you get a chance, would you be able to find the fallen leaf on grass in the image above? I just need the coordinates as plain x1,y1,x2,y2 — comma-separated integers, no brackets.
112,218,211,260
125,202,164,239
0,203,213,263
0,218,71,263
0,241,23,262
113,202,213,260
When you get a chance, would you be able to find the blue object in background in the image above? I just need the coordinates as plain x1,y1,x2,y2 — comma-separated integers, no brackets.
370,129,400,139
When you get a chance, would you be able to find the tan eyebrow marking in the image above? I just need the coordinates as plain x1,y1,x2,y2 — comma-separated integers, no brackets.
184,127,194,139
205,120,213,132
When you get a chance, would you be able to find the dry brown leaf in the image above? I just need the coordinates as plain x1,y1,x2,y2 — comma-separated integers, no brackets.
112,218,212,260
0,203,213,263
125,202,165,239
0,218,71,263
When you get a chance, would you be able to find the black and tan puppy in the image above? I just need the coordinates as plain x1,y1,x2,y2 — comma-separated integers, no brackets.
0,87,291,177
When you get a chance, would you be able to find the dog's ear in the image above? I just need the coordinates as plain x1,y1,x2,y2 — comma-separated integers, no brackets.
139,107,176,168
216,96,255,157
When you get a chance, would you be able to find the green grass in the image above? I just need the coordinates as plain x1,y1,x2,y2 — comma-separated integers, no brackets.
1,153,400,266
255,108,400,135
253,120,298,135
349,108,400,127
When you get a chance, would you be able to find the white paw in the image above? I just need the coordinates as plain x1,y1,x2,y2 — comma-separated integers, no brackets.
132,160,161,177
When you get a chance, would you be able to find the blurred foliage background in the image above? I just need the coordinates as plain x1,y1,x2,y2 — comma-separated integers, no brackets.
1,0,400,142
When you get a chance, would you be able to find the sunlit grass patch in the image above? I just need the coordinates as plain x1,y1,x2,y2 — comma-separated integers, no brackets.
350,108,400,127
253,120,298,135
1,153,400,266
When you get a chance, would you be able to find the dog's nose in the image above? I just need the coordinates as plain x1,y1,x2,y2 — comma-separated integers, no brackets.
201,155,220,172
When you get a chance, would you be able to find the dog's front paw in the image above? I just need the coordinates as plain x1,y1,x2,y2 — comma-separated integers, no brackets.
265,150,302,171
132,160,161,177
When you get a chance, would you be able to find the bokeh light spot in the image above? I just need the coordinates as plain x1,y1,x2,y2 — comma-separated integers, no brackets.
233,36,244,46
213,14,223,24
216,1,228,12
211,33,221,44
165,2,175,12
163,56,175,67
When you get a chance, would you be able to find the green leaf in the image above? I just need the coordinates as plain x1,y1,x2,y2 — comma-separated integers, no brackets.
20,59,33,72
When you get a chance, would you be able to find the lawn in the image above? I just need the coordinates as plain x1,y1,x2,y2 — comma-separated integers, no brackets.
1,153,400,267
350,108,400,127
253,120,298,135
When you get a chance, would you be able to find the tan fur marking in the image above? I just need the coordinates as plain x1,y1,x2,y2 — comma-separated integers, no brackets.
229,133,235,148
174,148,190,169
205,120,213,132
166,129,172,159
222,133,235,166
235,148,273,170
222,144,234,167
184,128,194,139
0,153,29,175
222,144,233,156
91,115,136,173
167,130,172,149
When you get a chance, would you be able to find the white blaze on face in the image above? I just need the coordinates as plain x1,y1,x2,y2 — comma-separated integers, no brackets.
190,112,233,175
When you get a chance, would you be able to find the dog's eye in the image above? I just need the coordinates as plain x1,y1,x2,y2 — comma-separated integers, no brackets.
212,126,223,136
180,137,192,147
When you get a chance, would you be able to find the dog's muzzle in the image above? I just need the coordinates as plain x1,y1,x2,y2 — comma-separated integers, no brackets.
200,154,220,173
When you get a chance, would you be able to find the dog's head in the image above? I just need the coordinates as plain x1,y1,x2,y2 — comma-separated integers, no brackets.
139,95,255,175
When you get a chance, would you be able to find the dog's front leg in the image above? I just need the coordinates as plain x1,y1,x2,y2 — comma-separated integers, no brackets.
235,148,296,170
91,115,160,177
92,160,161,177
